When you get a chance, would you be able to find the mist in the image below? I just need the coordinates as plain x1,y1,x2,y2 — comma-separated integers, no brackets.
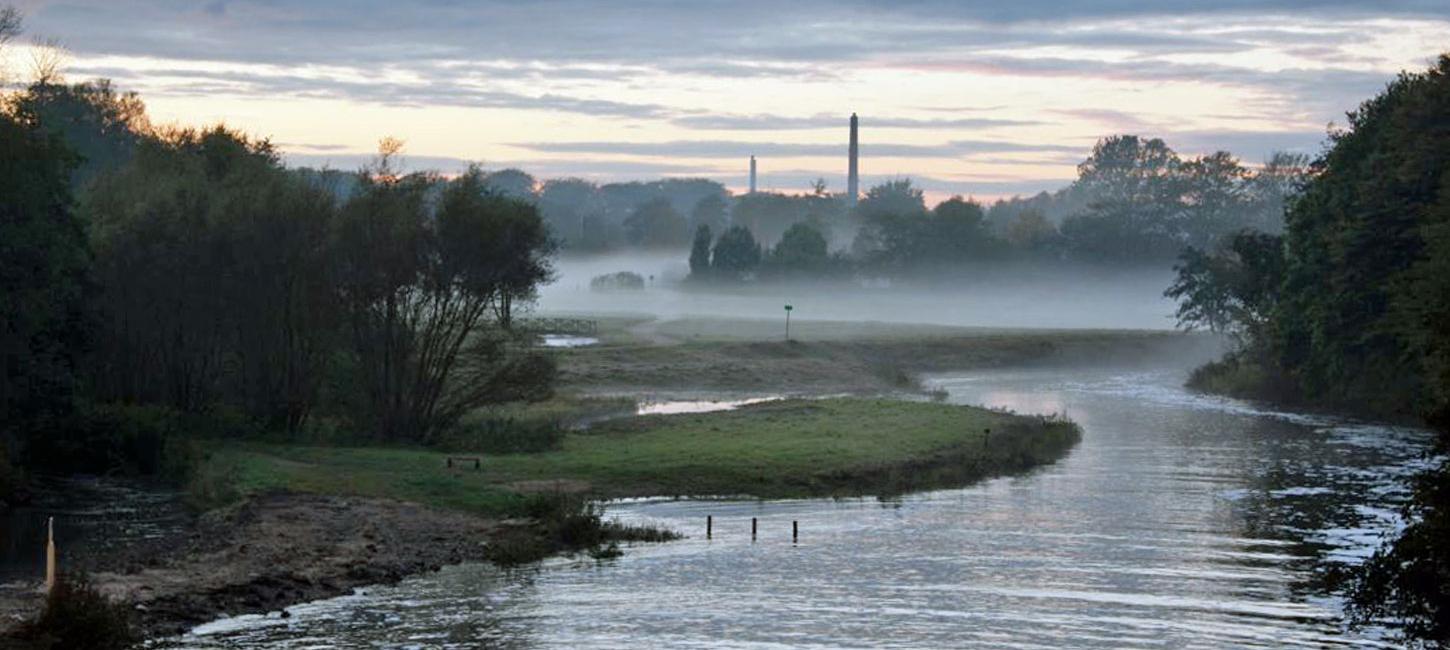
535,251,1179,330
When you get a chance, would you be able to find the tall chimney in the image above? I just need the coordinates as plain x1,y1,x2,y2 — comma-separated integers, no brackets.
749,155,757,194
847,113,859,206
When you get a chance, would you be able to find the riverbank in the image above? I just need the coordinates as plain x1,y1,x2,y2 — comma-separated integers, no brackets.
1,397,1080,639
0,318,1178,643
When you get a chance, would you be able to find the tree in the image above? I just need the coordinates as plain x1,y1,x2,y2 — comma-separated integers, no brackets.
85,126,278,411
689,224,713,279
711,225,761,281
0,5,19,52
850,179,927,265
1178,151,1250,250
0,93,88,441
852,192,997,273
929,197,994,260
0,5,19,85
10,79,150,190
1005,209,1057,253
537,177,599,248
221,149,340,432
1075,135,1181,204
765,222,829,277
690,193,728,233
1165,231,1284,343
482,168,537,202
335,161,555,442
623,197,689,248
854,178,926,221
1062,136,1186,264
457,178,555,327
1244,152,1311,234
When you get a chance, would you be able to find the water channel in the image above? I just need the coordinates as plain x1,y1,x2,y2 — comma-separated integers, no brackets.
165,357,1438,648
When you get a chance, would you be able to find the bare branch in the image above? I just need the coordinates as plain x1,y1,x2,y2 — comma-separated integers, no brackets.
0,6,19,48
29,36,68,85
0,5,21,82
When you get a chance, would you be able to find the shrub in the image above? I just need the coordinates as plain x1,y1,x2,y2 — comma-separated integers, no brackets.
485,493,680,567
589,271,645,291
436,414,566,454
182,454,242,511
7,575,139,650
24,404,183,477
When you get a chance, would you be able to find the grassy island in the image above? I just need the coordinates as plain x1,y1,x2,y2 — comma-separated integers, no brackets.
202,397,1080,514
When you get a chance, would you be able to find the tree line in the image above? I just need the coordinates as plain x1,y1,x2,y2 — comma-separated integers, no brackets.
674,136,1307,285
1,58,556,491
1166,55,1450,646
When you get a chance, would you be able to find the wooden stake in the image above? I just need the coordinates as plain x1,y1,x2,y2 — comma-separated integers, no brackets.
792,520,798,544
45,517,56,594
751,517,757,541
706,515,712,539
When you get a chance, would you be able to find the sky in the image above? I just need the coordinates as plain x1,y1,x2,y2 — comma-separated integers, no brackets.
6,1,1450,202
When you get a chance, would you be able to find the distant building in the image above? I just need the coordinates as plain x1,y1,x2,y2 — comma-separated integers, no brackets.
847,113,859,206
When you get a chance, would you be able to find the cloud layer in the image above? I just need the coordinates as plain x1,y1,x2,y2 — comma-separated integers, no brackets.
15,0,1450,198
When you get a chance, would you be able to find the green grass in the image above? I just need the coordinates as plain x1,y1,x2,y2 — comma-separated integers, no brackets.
196,398,1080,514
554,324,1193,396
653,317,1093,342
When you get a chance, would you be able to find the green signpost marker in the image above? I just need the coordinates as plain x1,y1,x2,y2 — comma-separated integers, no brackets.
784,304,793,341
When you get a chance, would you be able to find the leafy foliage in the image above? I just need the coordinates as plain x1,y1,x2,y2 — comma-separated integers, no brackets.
623,197,689,248
1166,231,1284,343
336,164,556,442
992,136,1307,265
0,94,88,442
688,223,713,279
1165,54,1450,646
590,271,646,291
763,222,830,277
710,225,761,280
9,79,149,190
2,70,563,465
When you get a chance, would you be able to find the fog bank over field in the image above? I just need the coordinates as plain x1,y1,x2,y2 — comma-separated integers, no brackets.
535,252,1179,330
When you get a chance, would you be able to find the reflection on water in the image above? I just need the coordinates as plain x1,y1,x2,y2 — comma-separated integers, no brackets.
635,396,782,415
539,334,599,348
164,363,1437,649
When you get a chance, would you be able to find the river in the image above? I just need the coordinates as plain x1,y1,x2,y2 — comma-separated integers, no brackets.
163,358,1439,648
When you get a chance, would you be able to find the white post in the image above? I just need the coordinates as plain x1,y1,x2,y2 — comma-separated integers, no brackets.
45,516,56,594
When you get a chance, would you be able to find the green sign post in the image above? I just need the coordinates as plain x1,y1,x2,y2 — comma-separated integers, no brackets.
784,304,793,341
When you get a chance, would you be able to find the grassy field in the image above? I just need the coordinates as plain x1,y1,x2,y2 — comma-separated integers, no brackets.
200,398,1079,514
551,316,1204,396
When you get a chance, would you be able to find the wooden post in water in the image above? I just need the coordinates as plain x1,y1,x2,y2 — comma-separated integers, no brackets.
792,520,798,544
706,515,712,539
44,517,56,594
751,517,757,541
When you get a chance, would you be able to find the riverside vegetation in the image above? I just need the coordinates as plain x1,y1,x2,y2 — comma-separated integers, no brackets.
1166,55,1450,646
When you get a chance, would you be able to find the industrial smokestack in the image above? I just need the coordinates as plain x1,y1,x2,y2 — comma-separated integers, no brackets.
749,155,757,194
847,113,859,206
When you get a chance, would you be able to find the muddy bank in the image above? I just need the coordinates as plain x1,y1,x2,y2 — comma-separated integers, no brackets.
4,493,503,640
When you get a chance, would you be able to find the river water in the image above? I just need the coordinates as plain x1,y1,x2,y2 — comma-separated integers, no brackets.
165,359,1438,649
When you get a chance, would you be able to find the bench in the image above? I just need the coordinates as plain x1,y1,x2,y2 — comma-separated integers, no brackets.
446,456,481,470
